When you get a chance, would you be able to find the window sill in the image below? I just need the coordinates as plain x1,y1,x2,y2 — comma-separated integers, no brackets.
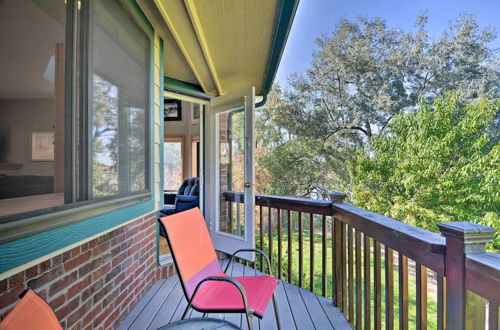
0,191,151,245
159,254,173,266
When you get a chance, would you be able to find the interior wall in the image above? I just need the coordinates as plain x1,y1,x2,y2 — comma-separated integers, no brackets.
163,98,200,180
0,98,54,176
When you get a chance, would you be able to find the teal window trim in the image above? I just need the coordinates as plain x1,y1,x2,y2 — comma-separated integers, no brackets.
164,76,214,100
0,0,159,273
156,38,165,266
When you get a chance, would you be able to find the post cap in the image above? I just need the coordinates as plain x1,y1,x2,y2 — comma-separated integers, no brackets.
329,191,347,203
438,221,496,244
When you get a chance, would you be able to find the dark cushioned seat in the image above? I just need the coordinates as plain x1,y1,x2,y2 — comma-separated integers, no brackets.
160,177,199,217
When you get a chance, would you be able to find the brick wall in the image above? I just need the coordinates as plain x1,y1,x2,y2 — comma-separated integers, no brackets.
0,212,175,329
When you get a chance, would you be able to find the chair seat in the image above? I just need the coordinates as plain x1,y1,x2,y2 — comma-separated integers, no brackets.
192,275,279,317
160,205,176,216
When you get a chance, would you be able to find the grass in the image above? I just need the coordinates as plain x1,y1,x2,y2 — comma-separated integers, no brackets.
248,230,439,329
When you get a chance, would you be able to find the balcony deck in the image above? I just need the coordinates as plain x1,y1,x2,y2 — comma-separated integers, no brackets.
117,259,351,330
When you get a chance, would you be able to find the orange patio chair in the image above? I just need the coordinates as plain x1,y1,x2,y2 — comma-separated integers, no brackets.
0,289,62,330
159,208,281,330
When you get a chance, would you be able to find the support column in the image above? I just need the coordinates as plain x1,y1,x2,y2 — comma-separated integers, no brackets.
438,221,496,330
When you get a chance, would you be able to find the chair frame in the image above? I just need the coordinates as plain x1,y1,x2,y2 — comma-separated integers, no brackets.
162,220,281,330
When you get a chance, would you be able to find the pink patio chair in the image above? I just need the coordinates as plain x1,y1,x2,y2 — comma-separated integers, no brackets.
159,208,281,330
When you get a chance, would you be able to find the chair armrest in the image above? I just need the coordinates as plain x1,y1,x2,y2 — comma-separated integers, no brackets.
189,276,252,314
224,248,274,277
164,192,176,205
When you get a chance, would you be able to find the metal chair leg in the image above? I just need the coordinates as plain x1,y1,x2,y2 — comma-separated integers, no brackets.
181,304,191,320
272,293,281,330
246,313,253,330
202,313,207,318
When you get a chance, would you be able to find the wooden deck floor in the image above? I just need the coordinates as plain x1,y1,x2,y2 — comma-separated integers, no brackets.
117,260,351,330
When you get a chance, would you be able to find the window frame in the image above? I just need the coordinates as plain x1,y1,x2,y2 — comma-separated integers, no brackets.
163,136,185,192
0,0,155,245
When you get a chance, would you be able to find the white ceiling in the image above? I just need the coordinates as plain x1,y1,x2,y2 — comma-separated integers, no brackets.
0,0,65,99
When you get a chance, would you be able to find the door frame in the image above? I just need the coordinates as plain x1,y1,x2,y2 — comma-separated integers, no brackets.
204,87,256,261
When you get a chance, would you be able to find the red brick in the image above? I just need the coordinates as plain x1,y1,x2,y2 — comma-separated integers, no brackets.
67,299,92,328
71,247,81,257
91,263,111,282
52,254,63,268
8,272,24,290
0,279,8,294
81,278,104,302
93,304,113,328
103,307,120,328
65,251,91,272
112,251,127,268
80,242,90,253
113,273,125,286
49,294,66,310
67,275,92,299
93,282,113,304
25,265,39,280
49,271,77,296
27,265,63,290
39,259,52,273
104,266,121,284
79,255,109,278
0,286,25,309
82,303,102,326
92,241,110,257
55,296,79,320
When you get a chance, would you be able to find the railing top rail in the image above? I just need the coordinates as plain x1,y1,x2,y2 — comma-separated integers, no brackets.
466,252,500,304
223,191,333,215
332,202,446,274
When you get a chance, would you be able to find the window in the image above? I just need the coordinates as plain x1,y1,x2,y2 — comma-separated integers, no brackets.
190,135,200,177
0,0,151,229
164,137,185,191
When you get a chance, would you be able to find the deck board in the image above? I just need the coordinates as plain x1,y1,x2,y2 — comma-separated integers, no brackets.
118,260,350,330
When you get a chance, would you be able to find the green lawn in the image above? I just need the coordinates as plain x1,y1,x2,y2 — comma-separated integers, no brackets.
250,231,438,329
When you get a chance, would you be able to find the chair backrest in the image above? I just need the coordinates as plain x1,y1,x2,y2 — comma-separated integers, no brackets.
0,290,62,330
159,208,222,298
176,177,199,197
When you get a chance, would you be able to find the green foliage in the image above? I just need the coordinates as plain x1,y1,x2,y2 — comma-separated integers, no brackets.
349,92,500,249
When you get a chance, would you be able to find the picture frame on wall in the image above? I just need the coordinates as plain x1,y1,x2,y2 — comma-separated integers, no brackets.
220,142,230,164
164,99,182,121
31,131,54,161
191,103,201,124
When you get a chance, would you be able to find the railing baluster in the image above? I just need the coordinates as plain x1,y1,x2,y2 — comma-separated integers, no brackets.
385,247,394,330
259,205,264,272
416,264,428,330
364,235,371,329
236,200,241,236
310,213,315,292
322,215,327,297
375,241,382,330
399,254,409,330
298,212,303,288
355,230,362,330
277,208,282,280
341,221,347,312
334,217,342,309
437,275,445,330
489,302,499,330
268,207,273,273
288,210,293,284
348,225,354,323
332,216,337,305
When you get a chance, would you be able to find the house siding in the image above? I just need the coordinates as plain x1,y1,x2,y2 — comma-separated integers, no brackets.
0,212,175,330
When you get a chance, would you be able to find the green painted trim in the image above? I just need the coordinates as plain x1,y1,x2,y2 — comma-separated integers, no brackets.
259,0,300,105
164,76,213,100
156,37,165,266
124,0,154,35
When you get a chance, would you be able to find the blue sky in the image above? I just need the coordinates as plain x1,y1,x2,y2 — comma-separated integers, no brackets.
276,0,500,85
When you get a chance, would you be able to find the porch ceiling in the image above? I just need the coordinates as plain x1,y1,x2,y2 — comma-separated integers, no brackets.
151,0,289,97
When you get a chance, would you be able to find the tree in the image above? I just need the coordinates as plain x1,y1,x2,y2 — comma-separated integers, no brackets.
257,14,499,198
349,92,500,249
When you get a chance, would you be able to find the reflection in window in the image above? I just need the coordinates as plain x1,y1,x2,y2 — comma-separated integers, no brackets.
164,138,184,191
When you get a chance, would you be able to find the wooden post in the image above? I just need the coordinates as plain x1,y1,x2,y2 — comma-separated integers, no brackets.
329,191,347,307
438,222,496,330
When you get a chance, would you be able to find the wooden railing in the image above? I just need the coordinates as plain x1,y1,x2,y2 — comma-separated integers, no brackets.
223,191,500,330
